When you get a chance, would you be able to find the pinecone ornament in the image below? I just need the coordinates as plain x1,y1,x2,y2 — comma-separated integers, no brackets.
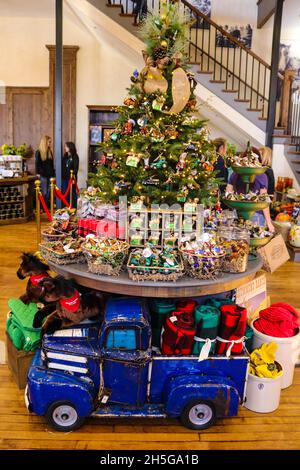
153,46,167,61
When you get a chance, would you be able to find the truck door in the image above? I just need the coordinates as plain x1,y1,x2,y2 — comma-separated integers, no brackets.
102,326,151,406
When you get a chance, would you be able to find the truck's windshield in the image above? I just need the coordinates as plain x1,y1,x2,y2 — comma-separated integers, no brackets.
106,328,137,350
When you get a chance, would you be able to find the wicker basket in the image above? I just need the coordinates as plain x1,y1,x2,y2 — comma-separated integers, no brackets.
180,249,225,280
82,241,129,276
39,243,85,265
127,252,184,282
41,229,66,242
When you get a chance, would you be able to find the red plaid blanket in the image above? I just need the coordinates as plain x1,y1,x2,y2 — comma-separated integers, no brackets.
77,218,125,239
215,304,247,355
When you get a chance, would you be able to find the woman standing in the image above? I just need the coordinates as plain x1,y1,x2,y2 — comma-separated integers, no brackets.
62,142,79,208
35,135,55,206
259,146,275,195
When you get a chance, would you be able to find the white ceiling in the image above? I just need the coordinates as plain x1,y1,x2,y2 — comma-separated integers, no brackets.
0,0,54,17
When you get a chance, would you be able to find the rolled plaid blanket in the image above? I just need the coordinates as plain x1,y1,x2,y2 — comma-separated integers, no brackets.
215,304,247,355
192,305,220,358
205,297,234,309
161,310,195,356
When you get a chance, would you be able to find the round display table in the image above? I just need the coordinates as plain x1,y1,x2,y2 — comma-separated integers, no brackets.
48,256,263,298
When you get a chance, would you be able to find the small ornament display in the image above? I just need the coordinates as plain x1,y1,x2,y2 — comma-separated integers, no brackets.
82,236,129,276
130,233,144,246
179,235,225,280
127,245,184,282
126,153,140,168
42,208,78,241
130,215,145,229
148,233,160,246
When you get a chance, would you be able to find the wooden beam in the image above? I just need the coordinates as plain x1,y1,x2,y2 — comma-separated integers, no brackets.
257,0,277,29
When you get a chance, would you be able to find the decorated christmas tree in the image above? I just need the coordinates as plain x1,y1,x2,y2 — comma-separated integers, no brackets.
89,2,220,206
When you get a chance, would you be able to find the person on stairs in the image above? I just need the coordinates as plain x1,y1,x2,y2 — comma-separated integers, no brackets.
62,142,79,209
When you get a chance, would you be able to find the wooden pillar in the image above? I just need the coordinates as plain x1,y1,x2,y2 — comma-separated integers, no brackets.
279,69,296,129
55,0,63,206
266,0,284,148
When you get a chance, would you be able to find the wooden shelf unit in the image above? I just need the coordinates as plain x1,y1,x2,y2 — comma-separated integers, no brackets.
87,105,119,174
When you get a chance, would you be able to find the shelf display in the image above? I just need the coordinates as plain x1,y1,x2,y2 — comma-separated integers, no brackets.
0,176,35,224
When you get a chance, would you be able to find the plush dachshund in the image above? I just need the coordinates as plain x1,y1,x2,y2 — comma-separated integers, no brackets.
34,275,103,334
17,252,52,304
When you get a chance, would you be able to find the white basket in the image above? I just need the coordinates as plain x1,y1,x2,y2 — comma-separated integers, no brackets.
245,362,283,413
252,321,300,389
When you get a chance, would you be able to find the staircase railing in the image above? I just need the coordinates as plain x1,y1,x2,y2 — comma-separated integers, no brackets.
108,0,272,120
287,78,300,151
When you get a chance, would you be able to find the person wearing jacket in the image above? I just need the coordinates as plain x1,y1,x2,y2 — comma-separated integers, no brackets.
62,142,79,208
259,146,275,195
35,135,55,206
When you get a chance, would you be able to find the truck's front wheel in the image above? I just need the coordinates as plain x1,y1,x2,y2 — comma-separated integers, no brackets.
180,400,216,430
46,401,85,432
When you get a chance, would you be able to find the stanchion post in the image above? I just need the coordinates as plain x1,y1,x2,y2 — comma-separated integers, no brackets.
70,169,74,209
50,177,55,217
35,180,41,247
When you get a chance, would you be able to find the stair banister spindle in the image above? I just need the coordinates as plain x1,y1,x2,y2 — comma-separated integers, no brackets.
207,17,211,72
250,57,255,110
263,67,267,118
232,46,236,91
257,62,261,110
238,48,242,99
220,32,224,81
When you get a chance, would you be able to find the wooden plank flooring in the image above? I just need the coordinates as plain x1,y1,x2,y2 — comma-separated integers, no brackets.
0,221,300,450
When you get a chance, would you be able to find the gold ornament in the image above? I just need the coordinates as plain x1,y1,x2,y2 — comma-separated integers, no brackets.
160,40,168,47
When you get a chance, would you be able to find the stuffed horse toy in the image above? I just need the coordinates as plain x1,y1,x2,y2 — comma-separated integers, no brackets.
34,275,103,334
17,252,52,304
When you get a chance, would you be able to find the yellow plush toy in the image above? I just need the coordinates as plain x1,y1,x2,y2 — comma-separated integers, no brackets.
249,342,281,378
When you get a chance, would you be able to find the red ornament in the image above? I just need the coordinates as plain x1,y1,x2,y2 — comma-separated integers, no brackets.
123,122,133,135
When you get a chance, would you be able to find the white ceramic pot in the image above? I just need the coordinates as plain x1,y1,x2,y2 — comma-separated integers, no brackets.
289,224,300,248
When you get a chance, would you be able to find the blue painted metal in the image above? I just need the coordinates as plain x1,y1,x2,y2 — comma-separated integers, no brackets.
26,297,249,428
163,374,240,418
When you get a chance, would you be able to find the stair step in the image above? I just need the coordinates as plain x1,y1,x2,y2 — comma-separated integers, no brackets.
222,89,238,93
291,160,300,164
273,134,291,138
106,3,123,7
288,151,300,155
209,80,225,84
275,126,286,130
234,99,250,103
259,117,267,120
197,70,213,74
247,108,263,112
120,13,136,17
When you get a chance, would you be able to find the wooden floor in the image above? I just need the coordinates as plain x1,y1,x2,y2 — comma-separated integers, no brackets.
0,221,300,450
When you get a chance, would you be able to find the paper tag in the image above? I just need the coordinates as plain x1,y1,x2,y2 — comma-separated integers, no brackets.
169,316,177,323
101,395,109,404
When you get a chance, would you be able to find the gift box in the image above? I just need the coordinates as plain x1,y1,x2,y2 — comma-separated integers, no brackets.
77,218,125,239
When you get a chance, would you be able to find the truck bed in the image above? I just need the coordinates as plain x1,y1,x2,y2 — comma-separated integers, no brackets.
149,354,249,404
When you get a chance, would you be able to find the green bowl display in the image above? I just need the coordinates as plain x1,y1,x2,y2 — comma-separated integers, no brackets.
222,199,270,220
249,236,272,249
231,166,267,184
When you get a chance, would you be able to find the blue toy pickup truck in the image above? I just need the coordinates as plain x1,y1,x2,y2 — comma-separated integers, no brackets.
26,297,249,432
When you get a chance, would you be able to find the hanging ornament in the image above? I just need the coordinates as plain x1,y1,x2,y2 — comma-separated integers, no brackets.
150,129,165,142
186,143,196,151
116,181,131,189
142,178,160,186
167,67,191,114
150,155,167,169
186,99,197,110
176,152,187,172
152,95,166,111
133,69,139,78
110,132,120,142
166,128,178,139
123,120,134,135
124,98,136,107
143,67,168,95
140,126,148,135
203,162,214,172
137,117,148,127
144,157,150,169
126,153,141,168
153,45,168,61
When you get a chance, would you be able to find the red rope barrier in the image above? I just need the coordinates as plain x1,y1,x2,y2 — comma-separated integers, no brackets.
55,187,71,208
73,178,80,195
63,177,73,198
39,193,52,222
